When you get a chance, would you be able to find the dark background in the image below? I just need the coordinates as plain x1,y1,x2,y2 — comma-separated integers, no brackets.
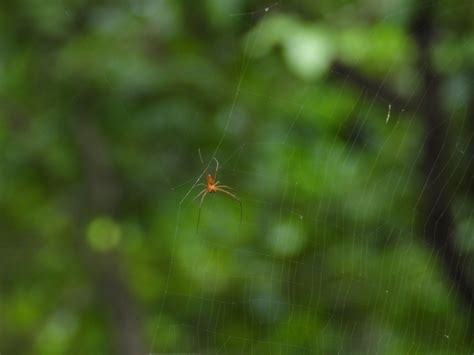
1,0,473,354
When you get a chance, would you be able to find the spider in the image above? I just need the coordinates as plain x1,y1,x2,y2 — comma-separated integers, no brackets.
194,158,242,231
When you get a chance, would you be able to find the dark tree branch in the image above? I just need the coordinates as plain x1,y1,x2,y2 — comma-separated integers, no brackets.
327,7,474,315
329,60,416,113
411,3,474,313
464,68,474,197
73,119,145,355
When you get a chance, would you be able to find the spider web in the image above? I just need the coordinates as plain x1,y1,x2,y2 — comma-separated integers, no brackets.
149,1,473,354
2,0,473,354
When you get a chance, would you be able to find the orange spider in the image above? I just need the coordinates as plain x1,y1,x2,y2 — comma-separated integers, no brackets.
194,158,242,231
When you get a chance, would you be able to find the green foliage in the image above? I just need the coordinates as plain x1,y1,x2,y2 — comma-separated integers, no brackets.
0,0,473,354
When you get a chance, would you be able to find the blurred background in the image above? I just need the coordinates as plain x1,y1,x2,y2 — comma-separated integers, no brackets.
1,0,473,354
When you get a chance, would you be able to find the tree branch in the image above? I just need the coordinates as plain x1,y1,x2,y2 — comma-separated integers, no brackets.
327,9,474,315
411,3,474,313
329,60,416,113
73,119,145,355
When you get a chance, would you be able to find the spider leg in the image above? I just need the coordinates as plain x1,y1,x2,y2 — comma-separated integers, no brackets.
215,184,233,190
215,187,242,225
196,191,208,232
215,187,238,199
213,157,219,179
214,182,234,190
192,188,207,202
